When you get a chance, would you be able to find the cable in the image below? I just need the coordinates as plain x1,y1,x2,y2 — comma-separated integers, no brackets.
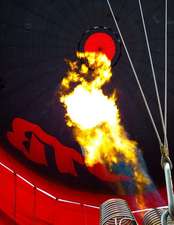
164,0,168,148
106,0,162,146
138,0,168,149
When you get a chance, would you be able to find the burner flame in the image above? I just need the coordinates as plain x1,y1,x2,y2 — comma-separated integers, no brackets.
59,52,149,192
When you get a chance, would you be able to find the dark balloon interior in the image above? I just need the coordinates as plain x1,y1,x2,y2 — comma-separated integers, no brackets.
0,0,174,191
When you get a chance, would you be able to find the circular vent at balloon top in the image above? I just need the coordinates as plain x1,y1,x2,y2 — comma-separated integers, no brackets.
78,26,121,66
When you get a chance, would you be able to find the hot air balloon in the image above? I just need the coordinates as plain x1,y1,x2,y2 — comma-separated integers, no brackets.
0,0,174,224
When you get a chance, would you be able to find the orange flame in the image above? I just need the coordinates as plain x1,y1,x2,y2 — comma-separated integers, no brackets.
59,52,149,196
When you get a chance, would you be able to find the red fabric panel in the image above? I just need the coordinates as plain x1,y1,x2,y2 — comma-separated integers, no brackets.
134,212,144,225
35,190,56,225
15,176,35,225
83,205,99,225
0,208,17,225
55,200,84,225
0,164,15,218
